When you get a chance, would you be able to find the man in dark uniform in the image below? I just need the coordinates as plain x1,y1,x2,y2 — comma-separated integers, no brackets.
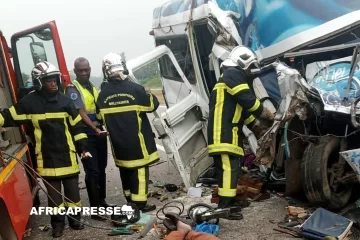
208,46,274,215
96,52,158,213
65,57,114,221
0,61,89,238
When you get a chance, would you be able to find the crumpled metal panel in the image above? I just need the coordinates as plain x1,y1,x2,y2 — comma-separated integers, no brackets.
254,62,309,167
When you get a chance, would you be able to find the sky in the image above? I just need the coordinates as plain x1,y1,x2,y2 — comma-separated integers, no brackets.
0,0,169,76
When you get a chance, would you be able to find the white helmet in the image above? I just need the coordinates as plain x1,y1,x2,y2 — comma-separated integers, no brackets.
221,46,259,70
102,52,128,80
31,61,61,91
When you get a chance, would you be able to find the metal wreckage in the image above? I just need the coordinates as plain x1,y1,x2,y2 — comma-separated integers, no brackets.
124,0,360,210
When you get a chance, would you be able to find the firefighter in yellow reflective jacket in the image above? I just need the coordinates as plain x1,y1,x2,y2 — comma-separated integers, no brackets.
0,62,89,238
96,52,159,214
208,46,274,215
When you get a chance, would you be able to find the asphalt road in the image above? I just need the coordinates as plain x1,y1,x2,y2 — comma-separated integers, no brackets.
24,105,358,240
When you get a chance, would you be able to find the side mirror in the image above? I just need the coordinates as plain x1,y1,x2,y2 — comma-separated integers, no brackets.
30,42,47,65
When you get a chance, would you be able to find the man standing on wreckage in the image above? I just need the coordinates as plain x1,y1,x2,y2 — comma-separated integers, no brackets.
96,52,158,216
207,46,274,218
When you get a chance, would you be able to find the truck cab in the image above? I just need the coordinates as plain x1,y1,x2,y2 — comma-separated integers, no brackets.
126,0,360,211
0,21,69,239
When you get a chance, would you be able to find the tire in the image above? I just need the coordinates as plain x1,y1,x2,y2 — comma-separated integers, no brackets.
301,136,352,210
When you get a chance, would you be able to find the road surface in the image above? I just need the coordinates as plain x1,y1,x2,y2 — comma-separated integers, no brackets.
24,105,359,240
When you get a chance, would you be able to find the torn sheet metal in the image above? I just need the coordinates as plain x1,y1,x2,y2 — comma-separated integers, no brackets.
207,1,242,45
255,62,309,167
340,149,360,183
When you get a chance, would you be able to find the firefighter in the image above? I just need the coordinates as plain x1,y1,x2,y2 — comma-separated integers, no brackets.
207,46,274,215
65,57,114,221
96,52,158,213
0,62,89,238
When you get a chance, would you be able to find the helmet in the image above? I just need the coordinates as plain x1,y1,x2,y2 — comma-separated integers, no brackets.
31,61,61,91
102,52,128,80
221,46,259,70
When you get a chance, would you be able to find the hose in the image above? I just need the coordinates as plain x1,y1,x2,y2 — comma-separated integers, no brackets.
156,201,185,220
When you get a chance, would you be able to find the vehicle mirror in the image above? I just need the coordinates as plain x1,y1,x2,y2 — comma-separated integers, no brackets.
30,42,47,65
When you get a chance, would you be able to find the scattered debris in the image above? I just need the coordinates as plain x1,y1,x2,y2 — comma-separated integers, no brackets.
38,224,50,232
297,212,309,220
160,195,168,202
23,228,32,238
301,208,353,239
188,187,203,198
211,174,268,203
153,181,166,188
164,184,178,192
287,206,305,216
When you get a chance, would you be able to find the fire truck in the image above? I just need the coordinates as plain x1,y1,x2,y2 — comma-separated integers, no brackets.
0,21,70,240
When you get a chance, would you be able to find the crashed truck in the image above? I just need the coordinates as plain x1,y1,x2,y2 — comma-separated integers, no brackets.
126,0,360,210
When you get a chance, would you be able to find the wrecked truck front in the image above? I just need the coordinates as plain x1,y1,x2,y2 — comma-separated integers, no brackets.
254,62,310,167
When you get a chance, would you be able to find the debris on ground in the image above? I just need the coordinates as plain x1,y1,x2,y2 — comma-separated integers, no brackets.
23,228,32,238
287,206,306,216
188,187,203,198
211,174,269,203
38,224,50,232
152,181,166,188
164,184,178,192
160,195,169,202
301,208,353,239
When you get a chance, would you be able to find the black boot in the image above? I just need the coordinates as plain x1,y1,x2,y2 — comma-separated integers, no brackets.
51,215,65,238
68,213,84,230
134,202,156,213
85,180,106,221
218,197,244,220
218,197,250,208
99,175,116,208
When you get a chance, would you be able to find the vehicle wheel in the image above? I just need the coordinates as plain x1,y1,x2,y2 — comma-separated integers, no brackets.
301,136,352,209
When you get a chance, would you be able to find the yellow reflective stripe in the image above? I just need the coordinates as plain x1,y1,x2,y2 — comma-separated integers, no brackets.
124,190,131,197
37,165,80,177
0,114,4,126
232,127,238,146
9,106,29,121
65,200,82,208
218,188,237,197
138,168,146,196
53,202,66,215
208,143,244,156
131,193,147,202
213,83,250,95
64,119,76,152
244,115,255,125
11,109,69,121
137,112,149,157
69,114,82,126
213,88,225,144
232,104,242,123
32,118,42,155
228,84,250,95
149,93,154,110
44,112,68,118
249,99,261,112
100,105,154,114
74,133,87,141
221,154,231,191
115,151,159,168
